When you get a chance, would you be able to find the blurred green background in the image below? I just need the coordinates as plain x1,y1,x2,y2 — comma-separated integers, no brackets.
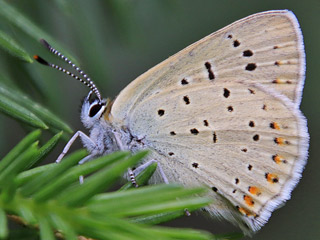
0,0,319,239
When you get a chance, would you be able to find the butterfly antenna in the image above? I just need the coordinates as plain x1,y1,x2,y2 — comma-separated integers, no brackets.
34,39,102,101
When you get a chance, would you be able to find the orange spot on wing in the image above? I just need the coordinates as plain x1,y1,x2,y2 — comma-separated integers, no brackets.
244,195,255,207
273,154,285,164
274,137,285,145
265,173,279,183
272,78,288,84
275,61,282,66
248,186,261,196
272,78,281,84
237,206,257,217
271,122,280,130
238,207,247,215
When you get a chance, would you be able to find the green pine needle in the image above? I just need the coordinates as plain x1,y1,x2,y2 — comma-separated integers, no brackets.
0,82,73,134
0,131,218,240
0,0,78,65
0,29,33,63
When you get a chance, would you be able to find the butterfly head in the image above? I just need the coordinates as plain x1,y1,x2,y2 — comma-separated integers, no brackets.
81,91,108,128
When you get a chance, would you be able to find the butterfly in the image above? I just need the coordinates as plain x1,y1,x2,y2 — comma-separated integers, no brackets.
35,10,308,234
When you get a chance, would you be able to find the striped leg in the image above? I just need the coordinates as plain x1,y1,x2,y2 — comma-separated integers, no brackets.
113,130,139,187
128,168,138,188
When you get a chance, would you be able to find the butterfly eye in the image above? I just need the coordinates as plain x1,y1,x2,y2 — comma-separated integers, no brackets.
89,104,103,117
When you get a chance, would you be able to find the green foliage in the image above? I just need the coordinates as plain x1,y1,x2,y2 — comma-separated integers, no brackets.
0,91,48,130
0,0,77,64
0,30,32,63
0,130,219,240
0,82,73,135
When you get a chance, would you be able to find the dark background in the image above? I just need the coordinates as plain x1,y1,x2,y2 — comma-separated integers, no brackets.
0,1,319,239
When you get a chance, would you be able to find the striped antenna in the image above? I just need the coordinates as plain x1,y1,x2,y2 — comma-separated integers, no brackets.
34,39,102,101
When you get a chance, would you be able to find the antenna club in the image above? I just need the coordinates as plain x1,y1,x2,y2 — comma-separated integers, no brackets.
40,39,52,50
34,55,50,66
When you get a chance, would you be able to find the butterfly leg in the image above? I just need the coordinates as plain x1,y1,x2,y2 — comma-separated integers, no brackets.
56,131,97,163
56,131,99,184
78,153,98,184
112,129,140,187
132,160,169,184
128,168,138,187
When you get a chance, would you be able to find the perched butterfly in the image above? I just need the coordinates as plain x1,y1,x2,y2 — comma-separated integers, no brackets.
35,10,308,234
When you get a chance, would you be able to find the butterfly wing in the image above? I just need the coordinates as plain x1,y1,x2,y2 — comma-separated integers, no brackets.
121,81,308,232
109,10,308,233
111,10,305,122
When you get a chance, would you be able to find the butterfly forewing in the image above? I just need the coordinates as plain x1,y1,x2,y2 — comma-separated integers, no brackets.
111,10,305,122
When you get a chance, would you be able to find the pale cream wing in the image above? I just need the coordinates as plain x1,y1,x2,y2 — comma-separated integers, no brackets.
123,81,308,232
108,10,308,233
111,10,305,123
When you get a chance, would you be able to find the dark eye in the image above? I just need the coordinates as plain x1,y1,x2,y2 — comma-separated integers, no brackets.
89,104,103,117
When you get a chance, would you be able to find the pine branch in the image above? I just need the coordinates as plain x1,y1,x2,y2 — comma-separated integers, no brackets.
0,130,220,240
